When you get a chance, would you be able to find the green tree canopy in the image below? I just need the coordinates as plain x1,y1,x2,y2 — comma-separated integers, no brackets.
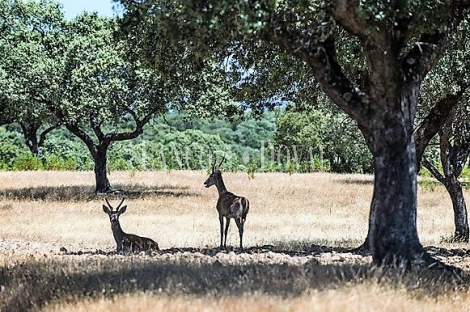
0,0,63,154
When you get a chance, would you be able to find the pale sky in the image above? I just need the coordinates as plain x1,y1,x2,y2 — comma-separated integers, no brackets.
57,0,121,20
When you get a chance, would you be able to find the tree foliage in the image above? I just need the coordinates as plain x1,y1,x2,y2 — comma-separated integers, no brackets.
274,107,372,173
0,0,63,154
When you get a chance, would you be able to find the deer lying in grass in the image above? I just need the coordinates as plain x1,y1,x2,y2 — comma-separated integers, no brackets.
102,198,159,253
204,156,250,250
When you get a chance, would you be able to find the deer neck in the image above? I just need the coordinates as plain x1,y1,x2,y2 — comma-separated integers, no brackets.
111,222,125,242
215,175,227,196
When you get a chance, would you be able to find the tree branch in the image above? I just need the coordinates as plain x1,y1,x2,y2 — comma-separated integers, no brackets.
421,157,446,186
328,0,369,40
106,108,157,142
45,99,98,157
403,2,470,82
38,123,61,147
89,111,105,141
415,83,470,166
439,106,458,181
265,18,370,128
65,122,99,158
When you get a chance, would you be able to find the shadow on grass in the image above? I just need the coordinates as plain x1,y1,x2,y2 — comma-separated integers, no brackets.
0,257,357,311
157,243,364,257
1,244,468,311
339,178,373,185
0,184,198,202
62,243,470,261
340,178,448,190
61,243,363,258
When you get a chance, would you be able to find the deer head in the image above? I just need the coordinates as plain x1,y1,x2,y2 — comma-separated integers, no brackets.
102,198,127,226
204,154,225,188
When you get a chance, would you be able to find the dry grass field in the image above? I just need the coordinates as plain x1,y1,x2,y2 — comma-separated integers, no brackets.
1,170,470,311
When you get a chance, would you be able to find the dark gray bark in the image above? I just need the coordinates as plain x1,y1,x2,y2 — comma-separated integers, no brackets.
447,182,469,242
368,110,426,266
357,86,470,252
93,143,112,193
421,105,470,242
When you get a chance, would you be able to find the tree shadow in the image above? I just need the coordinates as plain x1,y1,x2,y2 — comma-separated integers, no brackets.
2,243,468,311
340,177,448,188
0,245,470,311
59,243,362,258
0,184,198,201
339,178,374,185
425,246,470,257
0,256,361,311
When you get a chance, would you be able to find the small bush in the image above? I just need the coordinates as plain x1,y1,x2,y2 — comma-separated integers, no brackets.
44,155,78,170
12,153,44,171
0,161,9,170
109,158,133,171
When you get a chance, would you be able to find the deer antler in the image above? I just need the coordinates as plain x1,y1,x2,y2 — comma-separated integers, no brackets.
218,153,226,169
208,145,227,172
104,198,113,209
208,145,217,172
116,197,126,210
104,198,125,210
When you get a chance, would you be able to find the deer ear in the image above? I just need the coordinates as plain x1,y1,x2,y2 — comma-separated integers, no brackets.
119,205,127,214
102,205,110,214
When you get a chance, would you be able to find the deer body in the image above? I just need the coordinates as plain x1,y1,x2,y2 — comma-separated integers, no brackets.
103,198,159,253
205,159,249,249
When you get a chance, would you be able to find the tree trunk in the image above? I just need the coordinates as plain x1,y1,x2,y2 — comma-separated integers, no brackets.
422,156,470,243
93,147,111,193
438,104,470,242
445,180,469,242
20,123,41,156
20,122,59,157
368,121,429,267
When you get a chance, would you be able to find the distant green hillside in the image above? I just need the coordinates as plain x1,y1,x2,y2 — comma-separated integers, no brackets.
0,110,373,174
0,112,277,172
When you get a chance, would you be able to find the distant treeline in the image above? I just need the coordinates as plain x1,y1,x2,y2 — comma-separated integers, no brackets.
0,110,374,174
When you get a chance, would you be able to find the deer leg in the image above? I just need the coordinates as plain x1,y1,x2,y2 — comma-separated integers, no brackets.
219,215,224,248
224,217,231,249
235,218,244,250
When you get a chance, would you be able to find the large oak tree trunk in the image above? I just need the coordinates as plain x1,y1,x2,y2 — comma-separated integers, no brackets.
93,147,111,193
368,115,428,266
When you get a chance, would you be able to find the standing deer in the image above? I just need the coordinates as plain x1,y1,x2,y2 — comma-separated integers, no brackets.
204,156,250,250
102,198,159,252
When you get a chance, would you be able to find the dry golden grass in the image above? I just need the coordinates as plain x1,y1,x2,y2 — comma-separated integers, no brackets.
0,171,374,249
1,170,470,311
42,286,470,312
0,170,462,248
